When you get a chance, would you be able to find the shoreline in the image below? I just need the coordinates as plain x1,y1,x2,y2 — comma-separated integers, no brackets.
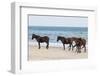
28,41,88,48
29,45,88,60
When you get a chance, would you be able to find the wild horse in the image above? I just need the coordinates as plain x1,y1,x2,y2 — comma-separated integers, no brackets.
72,38,86,53
57,36,86,53
57,36,74,50
32,34,49,49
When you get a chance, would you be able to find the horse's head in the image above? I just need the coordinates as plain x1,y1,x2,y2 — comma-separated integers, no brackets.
32,34,40,40
32,34,37,40
57,36,62,42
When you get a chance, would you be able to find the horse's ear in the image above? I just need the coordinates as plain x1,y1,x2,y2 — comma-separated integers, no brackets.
58,36,60,38
32,34,35,38
32,34,35,36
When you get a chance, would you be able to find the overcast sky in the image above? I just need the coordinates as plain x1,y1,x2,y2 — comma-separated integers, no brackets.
29,15,88,27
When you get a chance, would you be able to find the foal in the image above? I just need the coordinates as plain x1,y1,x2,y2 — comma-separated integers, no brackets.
32,34,49,49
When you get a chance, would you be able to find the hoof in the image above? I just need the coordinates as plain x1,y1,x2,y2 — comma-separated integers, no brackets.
77,51,81,53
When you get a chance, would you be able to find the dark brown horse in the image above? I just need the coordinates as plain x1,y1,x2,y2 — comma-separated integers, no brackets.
57,36,86,53
32,34,49,49
72,38,86,53
57,36,73,50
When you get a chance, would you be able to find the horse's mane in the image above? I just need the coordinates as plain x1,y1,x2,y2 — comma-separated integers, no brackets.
58,36,65,39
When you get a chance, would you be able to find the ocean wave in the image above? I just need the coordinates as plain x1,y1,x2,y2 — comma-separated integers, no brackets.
28,26,88,43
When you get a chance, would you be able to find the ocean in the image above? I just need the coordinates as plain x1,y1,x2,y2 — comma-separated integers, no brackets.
28,26,88,45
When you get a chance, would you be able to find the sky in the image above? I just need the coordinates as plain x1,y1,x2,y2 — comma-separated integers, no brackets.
29,15,88,27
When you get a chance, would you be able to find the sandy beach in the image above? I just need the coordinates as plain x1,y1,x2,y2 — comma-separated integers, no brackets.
29,45,88,60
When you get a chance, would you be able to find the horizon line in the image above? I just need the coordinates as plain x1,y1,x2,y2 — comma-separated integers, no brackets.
28,25,88,28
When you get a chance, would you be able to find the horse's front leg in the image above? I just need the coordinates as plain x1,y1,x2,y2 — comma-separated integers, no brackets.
81,45,86,53
38,42,41,49
72,45,74,51
84,45,86,52
77,46,81,53
72,45,76,51
63,44,65,50
75,46,79,53
68,44,71,51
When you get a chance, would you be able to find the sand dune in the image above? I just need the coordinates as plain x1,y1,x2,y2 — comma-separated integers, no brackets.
29,45,88,60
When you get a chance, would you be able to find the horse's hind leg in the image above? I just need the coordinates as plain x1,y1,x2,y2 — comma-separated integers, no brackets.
72,45,74,51
75,46,78,53
38,42,40,49
63,44,65,50
84,45,86,52
46,42,49,49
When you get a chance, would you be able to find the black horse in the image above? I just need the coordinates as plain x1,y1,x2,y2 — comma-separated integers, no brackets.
32,34,49,49
57,36,73,50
